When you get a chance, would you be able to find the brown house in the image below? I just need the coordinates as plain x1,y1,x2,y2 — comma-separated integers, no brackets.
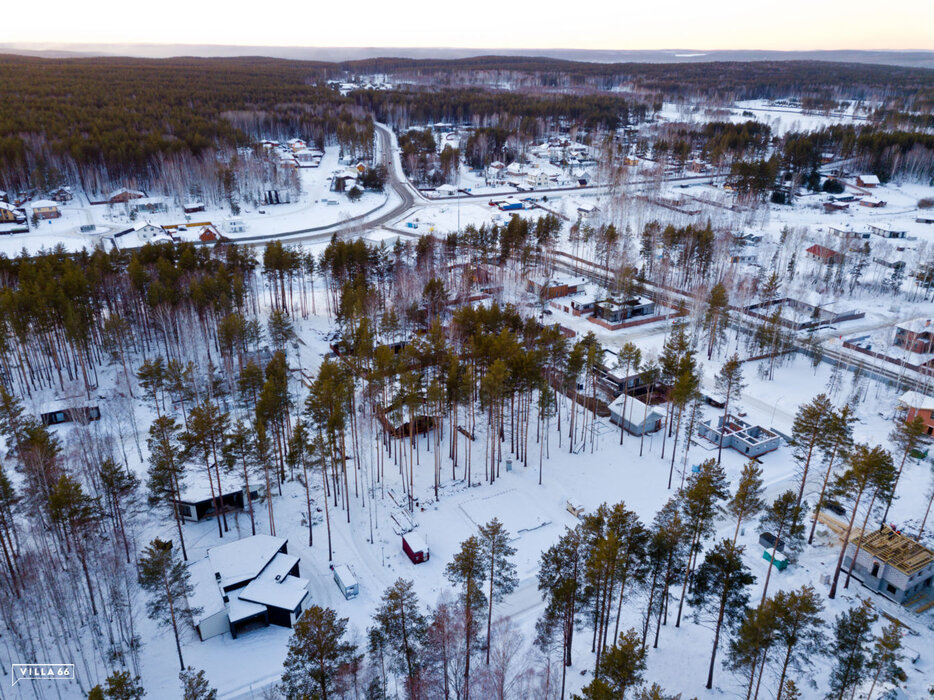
30,199,61,219
806,244,844,265
0,202,20,222
899,391,934,436
107,188,145,204
856,174,880,188
894,319,934,354
527,275,588,300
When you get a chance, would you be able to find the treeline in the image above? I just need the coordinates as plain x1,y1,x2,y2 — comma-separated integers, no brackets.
352,87,650,132
0,55,372,194
340,56,934,103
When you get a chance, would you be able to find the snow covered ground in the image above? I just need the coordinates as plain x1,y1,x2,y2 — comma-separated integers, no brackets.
32,284,933,700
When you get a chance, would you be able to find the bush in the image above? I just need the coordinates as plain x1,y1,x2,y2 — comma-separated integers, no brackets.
347,186,363,202
822,178,844,194
918,197,934,209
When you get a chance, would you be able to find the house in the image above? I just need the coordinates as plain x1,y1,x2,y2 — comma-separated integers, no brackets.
182,200,205,214
173,477,266,523
608,394,665,436
868,223,907,239
331,173,358,193
49,187,73,202
0,190,8,203
40,406,101,426
189,535,310,640
402,532,429,564
898,391,934,436
577,203,599,217
0,202,25,223
130,197,167,214
856,174,880,188
224,217,247,234
806,244,844,265
434,184,457,197
106,188,145,204
842,526,934,604
698,414,782,457
829,225,870,241
917,212,934,225
859,197,886,208
549,286,599,316
593,297,656,325
262,189,291,205
893,319,934,354
198,225,227,243
527,275,588,300
527,171,551,188
30,199,61,219
113,222,167,243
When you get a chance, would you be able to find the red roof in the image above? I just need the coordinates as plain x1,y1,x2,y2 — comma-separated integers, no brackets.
806,244,840,259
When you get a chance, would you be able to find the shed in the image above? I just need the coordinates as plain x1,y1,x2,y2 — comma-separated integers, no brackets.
402,532,429,564
607,395,664,436
40,405,101,426
333,564,359,599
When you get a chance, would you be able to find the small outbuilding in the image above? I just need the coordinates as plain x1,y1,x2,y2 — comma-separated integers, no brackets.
402,532,429,564
607,395,665,436
333,564,359,599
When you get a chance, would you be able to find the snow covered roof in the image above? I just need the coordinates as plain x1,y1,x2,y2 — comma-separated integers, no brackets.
227,596,267,623
858,174,880,185
208,534,286,590
435,184,457,193
0,202,16,212
608,395,665,420
238,560,309,611
899,391,934,410
403,531,428,553
188,557,226,625
895,318,933,334
30,199,58,208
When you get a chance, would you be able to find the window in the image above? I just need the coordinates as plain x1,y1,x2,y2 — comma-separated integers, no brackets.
870,562,880,577
886,583,897,595
180,505,192,517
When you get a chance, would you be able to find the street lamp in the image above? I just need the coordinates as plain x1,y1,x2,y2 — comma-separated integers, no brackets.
770,395,785,425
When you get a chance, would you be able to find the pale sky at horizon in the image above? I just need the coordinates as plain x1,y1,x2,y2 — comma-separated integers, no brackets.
5,0,934,52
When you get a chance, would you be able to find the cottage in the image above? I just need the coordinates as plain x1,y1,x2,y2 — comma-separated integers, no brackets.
40,406,101,426
859,197,886,208
0,202,24,223
130,197,167,214
843,527,934,604
49,187,73,202
698,414,782,457
898,391,934,436
868,223,907,239
434,184,457,197
106,188,145,204
528,275,588,300
189,535,310,640
198,225,227,243
30,199,61,220
917,212,934,225
225,217,247,234
856,174,880,188
173,477,266,523
593,297,656,325
893,318,934,354
402,532,429,564
608,394,665,436
182,200,205,214
806,244,844,265
829,225,870,241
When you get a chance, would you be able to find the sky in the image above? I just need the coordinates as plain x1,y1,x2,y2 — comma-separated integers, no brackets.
5,0,934,52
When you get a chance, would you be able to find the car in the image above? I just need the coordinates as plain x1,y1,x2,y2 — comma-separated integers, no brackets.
824,499,846,517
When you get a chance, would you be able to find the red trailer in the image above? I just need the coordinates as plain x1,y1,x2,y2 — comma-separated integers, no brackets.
402,532,429,564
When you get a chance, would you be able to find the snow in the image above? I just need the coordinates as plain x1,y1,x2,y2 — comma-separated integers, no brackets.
207,534,286,590
899,390,934,410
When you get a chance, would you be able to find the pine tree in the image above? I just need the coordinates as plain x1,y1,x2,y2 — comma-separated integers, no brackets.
790,394,832,512
689,539,755,689
726,602,776,700
90,671,146,700
865,622,906,700
883,415,926,523
179,667,217,700
635,683,681,700
769,586,824,700
477,518,518,664
372,579,428,699
827,600,877,700
147,415,189,560
758,490,804,603
617,342,642,445
445,535,488,700
808,405,855,545
714,354,746,465
703,282,730,361
139,538,199,671
729,460,766,543
281,605,357,700
600,628,647,699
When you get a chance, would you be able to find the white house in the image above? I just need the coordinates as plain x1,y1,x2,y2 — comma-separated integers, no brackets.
189,535,310,641
608,395,665,436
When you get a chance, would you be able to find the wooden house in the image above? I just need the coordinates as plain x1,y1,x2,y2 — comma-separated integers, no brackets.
402,532,429,564
30,199,61,219
856,174,880,188
806,244,844,265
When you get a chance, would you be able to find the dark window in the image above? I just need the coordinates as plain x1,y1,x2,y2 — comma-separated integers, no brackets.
870,562,880,577
180,505,192,517
886,583,897,594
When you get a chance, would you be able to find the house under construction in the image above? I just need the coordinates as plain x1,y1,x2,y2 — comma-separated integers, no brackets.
843,527,934,606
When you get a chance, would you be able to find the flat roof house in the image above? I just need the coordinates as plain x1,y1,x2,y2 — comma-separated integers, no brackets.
698,414,782,458
608,394,665,436
527,275,588,300
592,297,656,325
868,223,906,239
843,527,934,605
189,535,310,640
173,476,266,523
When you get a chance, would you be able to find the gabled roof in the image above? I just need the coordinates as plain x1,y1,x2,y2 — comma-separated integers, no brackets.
898,390,934,411
30,199,58,208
